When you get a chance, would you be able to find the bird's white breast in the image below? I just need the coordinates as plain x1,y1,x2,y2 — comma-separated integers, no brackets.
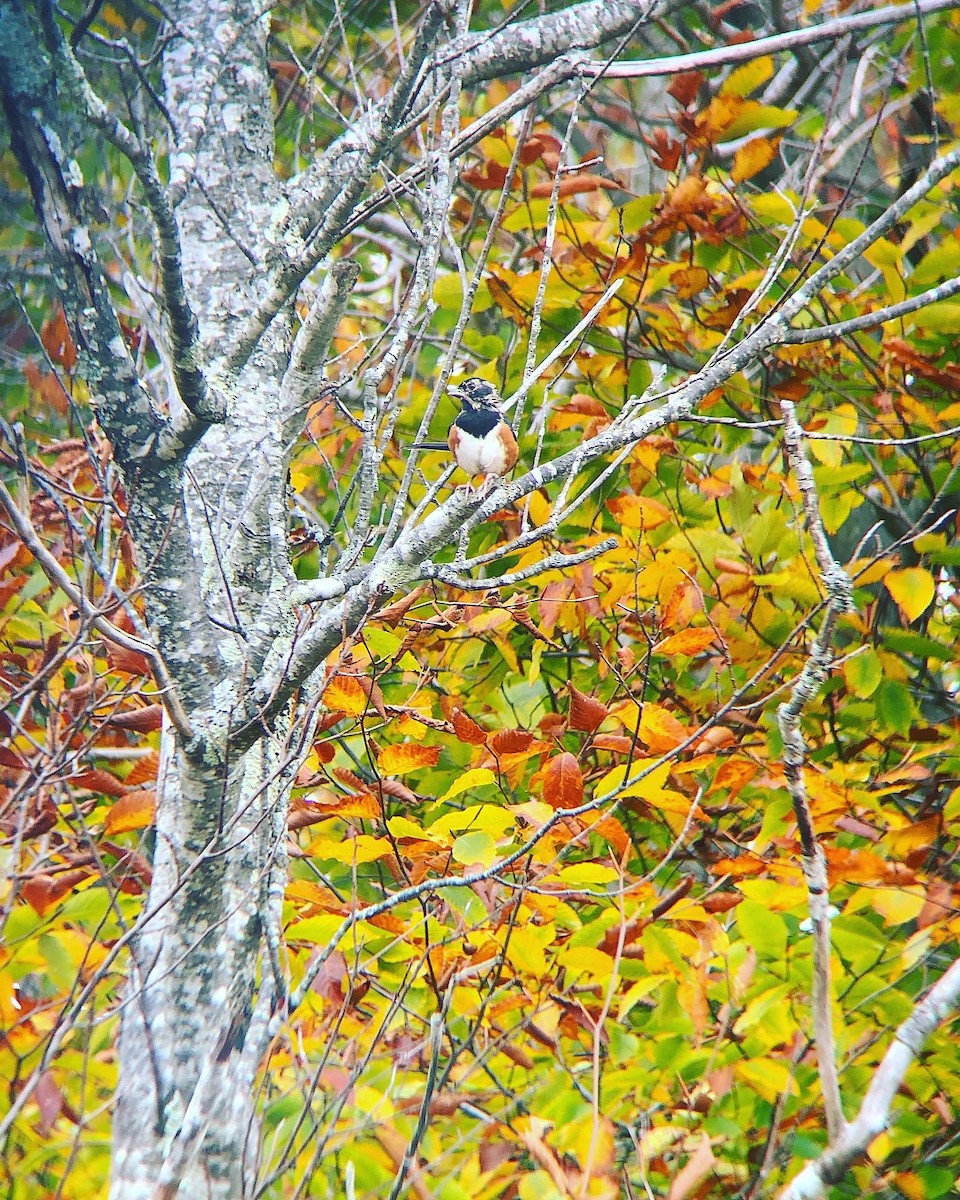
455,428,509,475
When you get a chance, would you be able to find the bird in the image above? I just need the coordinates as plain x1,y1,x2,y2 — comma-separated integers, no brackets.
412,378,519,486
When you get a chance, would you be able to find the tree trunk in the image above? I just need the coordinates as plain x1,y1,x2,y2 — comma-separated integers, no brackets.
111,4,295,1192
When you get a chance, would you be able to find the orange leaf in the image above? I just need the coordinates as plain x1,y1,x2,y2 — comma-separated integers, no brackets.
691,726,736,755
592,734,636,754
40,307,77,372
377,743,441,775
667,1133,716,1200
23,361,69,414
323,675,367,716
568,684,608,733
451,708,488,745
706,758,758,799
124,751,161,787
103,788,156,834
592,815,631,855
606,493,672,530
711,856,766,878
293,791,380,822
529,173,618,199
655,628,716,657
542,752,584,810
639,703,688,752
826,848,917,885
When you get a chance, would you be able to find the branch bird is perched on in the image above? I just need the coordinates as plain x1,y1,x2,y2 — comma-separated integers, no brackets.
413,378,519,487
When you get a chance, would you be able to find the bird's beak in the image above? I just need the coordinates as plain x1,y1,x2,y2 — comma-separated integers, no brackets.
446,384,466,401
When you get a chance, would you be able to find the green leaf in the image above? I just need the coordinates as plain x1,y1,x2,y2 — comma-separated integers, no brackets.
875,678,914,735
736,899,787,961
842,649,882,698
451,830,496,866
879,628,955,661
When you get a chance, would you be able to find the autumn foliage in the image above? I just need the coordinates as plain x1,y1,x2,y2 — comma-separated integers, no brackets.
3,3,960,1198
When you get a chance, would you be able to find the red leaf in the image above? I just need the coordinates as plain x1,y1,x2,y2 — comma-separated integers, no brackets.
71,768,127,798
103,704,163,733
489,729,534,756
40,307,77,373
568,684,607,733
542,752,584,810
21,869,91,915
451,708,487,745
462,162,508,191
667,71,703,107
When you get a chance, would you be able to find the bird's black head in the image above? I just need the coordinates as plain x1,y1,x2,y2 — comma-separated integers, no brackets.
448,377,502,411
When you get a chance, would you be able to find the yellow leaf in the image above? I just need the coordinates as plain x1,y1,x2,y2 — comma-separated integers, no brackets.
305,834,391,864
885,566,935,622
452,830,496,867
719,56,774,98
528,639,544,685
432,803,515,838
808,403,859,467
751,192,799,225
617,975,666,1022
595,758,670,802
436,767,496,803
734,1057,793,1103
503,923,554,977
671,266,709,298
639,703,688,752
732,136,779,183
286,913,347,945
606,493,672,530
870,886,926,926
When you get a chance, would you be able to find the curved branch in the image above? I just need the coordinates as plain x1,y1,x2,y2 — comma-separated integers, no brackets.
779,958,960,1200
450,0,669,84
584,0,960,79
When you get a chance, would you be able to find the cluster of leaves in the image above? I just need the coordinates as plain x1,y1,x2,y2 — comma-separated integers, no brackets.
3,3,960,1199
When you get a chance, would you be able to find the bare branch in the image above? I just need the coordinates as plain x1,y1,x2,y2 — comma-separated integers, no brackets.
279,262,360,423
420,537,618,590
781,274,960,344
451,0,667,84
776,401,855,1141
583,0,960,79
779,958,960,1200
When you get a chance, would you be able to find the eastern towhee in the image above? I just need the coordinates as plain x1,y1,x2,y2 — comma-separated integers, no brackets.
412,377,519,484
